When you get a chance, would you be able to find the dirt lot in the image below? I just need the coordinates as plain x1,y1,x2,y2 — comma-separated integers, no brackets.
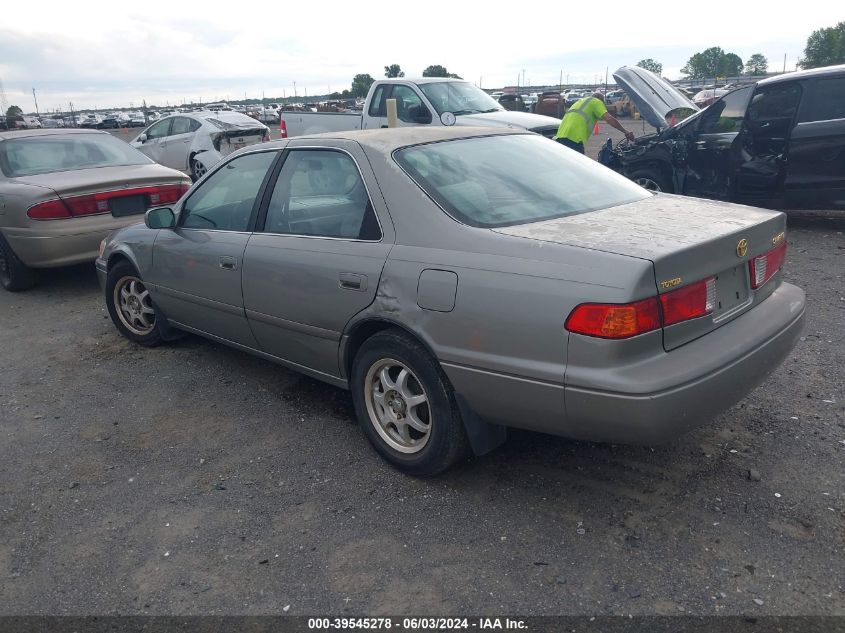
1,162,843,615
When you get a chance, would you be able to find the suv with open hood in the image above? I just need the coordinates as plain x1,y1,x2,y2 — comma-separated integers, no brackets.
602,65,845,210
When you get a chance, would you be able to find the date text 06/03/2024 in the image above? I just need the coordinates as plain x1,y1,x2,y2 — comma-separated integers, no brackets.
307,617,527,630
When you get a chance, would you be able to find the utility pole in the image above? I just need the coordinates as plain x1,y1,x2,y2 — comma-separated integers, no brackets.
293,81,297,98
783,53,787,74
32,88,40,117
0,77,8,115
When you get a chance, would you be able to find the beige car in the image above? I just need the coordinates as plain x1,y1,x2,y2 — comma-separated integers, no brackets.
0,129,191,291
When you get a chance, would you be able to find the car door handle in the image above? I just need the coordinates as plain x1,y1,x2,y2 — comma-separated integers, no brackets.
219,256,238,271
339,273,367,291
381,125,388,128
158,142,166,147
183,139,190,143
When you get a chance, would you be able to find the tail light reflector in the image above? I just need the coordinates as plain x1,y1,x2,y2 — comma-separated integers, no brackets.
750,241,787,289
28,183,190,220
660,277,716,326
279,119,288,138
565,298,661,339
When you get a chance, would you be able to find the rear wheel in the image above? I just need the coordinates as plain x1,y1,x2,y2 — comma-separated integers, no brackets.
630,168,672,193
190,157,207,181
105,261,163,346
351,330,469,476
0,234,36,292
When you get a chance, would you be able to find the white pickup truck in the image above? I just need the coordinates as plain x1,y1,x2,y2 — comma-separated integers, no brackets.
280,78,562,139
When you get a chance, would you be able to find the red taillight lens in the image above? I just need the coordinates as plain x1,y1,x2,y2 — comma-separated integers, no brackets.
27,184,190,220
27,199,73,219
279,119,288,138
750,241,787,289
565,298,661,339
660,277,716,326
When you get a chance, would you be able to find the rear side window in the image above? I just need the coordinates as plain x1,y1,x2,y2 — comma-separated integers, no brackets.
0,134,150,177
799,77,845,122
171,117,200,134
181,151,277,232
395,134,648,228
368,85,388,117
263,150,380,240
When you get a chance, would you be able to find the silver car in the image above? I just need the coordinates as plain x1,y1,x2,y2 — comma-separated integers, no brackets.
97,127,805,475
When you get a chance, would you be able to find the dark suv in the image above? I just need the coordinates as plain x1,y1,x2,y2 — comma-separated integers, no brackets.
605,64,845,209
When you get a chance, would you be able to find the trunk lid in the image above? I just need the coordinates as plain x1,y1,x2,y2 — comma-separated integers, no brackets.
213,128,267,156
494,193,787,350
13,163,189,196
613,66,699,130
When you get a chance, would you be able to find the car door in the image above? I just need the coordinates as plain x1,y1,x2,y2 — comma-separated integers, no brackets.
161,116,200,171
784,75,845,208
683,85,752,200
731,82,802,205
390,84,433,127
241,139,394,379
363,84,390,129
132,118,172,165
149,149,280,347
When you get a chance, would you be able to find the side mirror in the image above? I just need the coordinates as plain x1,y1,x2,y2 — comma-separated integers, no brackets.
138,133,148,143
145,207,176,229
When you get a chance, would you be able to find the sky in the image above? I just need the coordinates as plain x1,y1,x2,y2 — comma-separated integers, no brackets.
1,1,842,112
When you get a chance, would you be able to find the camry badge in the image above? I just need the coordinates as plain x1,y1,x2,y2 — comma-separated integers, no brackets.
736,239,748,258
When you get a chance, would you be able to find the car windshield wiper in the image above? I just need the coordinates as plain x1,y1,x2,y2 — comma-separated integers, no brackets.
480,108,502,113
451,109,483,115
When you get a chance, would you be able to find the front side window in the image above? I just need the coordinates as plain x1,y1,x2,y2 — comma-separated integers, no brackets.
0,133,151,177
395,134,649,228
368,85,388,117
263,150,380,240
697,86,752,134
146,119,171,139
391,85,427,123
181,151,277,231
798,77,845,123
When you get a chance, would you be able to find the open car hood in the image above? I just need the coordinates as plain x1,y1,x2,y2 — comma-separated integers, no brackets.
613,66,699,130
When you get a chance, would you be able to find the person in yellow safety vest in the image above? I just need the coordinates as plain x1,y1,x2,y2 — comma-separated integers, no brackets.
554,92,635,154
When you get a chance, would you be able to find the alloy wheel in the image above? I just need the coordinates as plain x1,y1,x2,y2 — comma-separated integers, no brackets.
364,359,432,454
635,177,662,192
113,276,155,336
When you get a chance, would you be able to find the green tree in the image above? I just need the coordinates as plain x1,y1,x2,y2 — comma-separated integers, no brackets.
351,73,375,98
6,105,22,118
745,53,768,75
720,52,743,77
384,64,404,78
635,58,663,75
799,21,845,69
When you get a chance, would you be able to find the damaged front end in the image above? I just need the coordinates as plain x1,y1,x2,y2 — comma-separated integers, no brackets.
598,127,691,194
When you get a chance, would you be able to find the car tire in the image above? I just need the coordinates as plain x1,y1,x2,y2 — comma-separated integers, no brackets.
105,261,164,347
629,168,673,193
190,158,207,181
0,234,36,292
351,329,470,476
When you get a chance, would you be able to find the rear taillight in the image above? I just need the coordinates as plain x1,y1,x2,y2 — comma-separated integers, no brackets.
279,119,288,138
750,241,787,289
565,298,661,339
660,277,716,326
27,183,190,220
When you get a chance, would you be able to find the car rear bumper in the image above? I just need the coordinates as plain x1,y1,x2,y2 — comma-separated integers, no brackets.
4,220,137,268
444,282,805,444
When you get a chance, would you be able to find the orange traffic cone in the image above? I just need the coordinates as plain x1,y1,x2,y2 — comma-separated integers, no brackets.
593,120,600,135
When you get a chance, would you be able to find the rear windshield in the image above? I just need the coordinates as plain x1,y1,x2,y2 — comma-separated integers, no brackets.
394,134,649,228
0,134,151,177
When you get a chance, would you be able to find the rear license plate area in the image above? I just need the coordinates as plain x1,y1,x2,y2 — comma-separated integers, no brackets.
713,264,750,318
110,194,147,217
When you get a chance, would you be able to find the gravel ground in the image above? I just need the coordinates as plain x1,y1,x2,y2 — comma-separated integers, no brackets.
1,140,843,616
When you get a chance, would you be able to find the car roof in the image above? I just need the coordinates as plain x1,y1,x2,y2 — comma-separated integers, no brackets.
758,63,845,87
0,128,109,141
261,126,527,154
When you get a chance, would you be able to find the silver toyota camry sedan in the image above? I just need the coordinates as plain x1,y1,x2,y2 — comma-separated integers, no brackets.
97,127,805,475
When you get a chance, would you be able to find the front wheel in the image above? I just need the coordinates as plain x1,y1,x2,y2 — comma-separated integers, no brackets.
629,168,673,193
105,261,164,347
351,330,469,476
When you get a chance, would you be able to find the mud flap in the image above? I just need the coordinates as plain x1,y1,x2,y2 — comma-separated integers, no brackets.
153,304,186,341
455,394,507,456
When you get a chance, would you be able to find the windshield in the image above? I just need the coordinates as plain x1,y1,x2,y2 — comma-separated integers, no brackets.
418,82,502,116
0,133,151,177
395,134,649,228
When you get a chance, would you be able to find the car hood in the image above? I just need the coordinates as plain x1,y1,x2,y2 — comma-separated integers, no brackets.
613,66,699,130
455,110,561,131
